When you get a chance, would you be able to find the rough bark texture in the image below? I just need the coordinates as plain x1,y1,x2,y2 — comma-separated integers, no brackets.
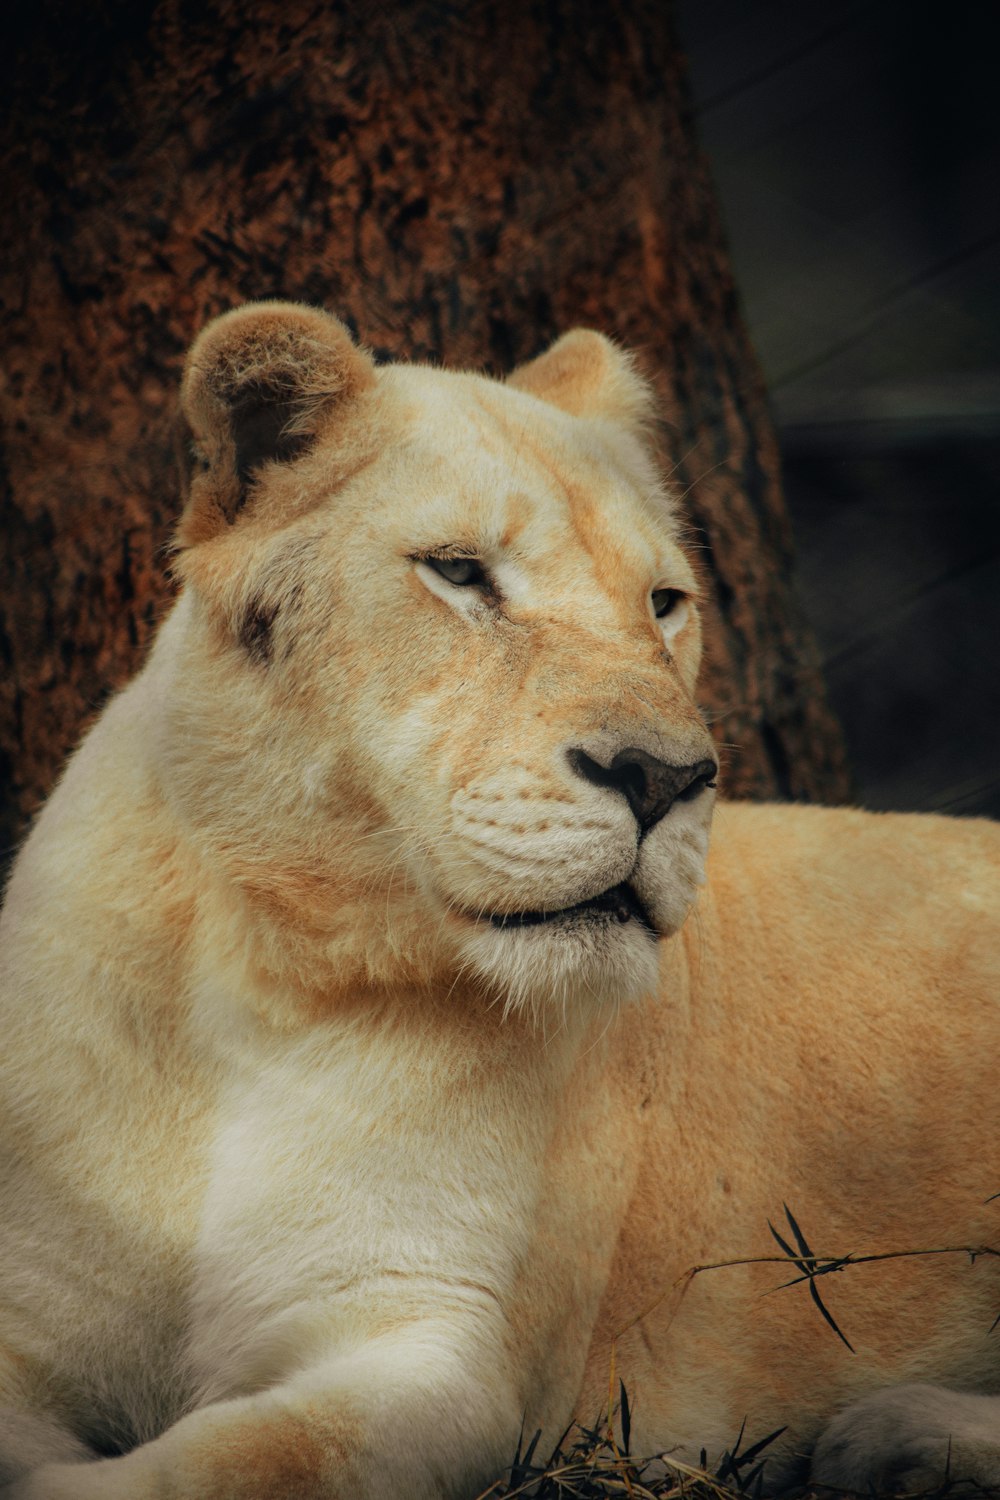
0,0,851,867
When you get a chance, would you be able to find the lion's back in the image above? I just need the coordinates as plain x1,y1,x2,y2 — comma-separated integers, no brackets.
672,797,1000,1143
708,799,998,987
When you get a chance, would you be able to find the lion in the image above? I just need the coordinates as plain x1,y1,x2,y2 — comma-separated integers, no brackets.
0,300,998,1499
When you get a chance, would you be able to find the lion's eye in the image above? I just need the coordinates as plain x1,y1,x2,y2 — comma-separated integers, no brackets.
426,556,487,587
652,588,684,619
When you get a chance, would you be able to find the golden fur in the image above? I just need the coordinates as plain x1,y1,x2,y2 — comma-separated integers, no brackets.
0,303,997,1497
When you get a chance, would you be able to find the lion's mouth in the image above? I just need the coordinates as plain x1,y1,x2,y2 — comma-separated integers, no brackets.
487,882,656,935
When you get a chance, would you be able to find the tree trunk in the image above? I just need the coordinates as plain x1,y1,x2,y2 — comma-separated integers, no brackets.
0,0,851,866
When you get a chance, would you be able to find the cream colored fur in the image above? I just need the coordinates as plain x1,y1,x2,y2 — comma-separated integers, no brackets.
0,303,998,1498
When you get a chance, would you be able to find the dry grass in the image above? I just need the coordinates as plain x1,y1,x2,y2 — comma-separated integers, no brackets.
477,1207,1000,1500
475,1391,787,1500
476,1393,997,1500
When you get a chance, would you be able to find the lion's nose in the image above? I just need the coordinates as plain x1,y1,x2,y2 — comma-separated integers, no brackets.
567,746,718,833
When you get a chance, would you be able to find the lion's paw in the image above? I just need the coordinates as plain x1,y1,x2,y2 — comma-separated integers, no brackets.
811,1383,1000,1493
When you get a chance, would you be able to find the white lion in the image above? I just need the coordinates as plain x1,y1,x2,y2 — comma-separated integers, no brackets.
0,301,998,1498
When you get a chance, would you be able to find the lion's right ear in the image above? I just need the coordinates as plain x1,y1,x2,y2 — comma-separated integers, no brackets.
176,301,376,546
507,329,656,432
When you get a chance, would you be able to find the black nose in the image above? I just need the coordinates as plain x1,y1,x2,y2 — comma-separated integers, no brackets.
567,747,717,833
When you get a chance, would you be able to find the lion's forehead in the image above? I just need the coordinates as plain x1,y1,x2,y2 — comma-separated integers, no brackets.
357,364,685,606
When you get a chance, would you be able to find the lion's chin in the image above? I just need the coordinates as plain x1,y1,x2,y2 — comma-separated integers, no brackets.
454,894,663,1024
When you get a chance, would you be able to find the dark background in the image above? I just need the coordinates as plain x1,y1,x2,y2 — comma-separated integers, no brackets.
676,0,1000,818
0,0,855,872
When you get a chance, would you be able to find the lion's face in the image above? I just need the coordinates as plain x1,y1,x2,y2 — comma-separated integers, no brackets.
167,304,718,1018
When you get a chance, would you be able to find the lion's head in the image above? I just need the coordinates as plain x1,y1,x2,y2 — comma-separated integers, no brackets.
162,302,718,1020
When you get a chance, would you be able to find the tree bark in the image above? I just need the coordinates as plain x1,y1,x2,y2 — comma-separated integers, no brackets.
0,0,851,866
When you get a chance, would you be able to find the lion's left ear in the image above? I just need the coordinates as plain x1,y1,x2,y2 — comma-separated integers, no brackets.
507,329,655,430
176,300,376,546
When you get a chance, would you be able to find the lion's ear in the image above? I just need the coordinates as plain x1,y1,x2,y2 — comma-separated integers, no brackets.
507,330,655,430
176,301,376,545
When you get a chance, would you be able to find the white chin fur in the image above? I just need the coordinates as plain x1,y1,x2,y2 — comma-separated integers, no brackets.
455,913,661,1025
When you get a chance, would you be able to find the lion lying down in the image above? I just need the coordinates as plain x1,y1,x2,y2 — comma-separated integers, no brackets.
1,302,998,1498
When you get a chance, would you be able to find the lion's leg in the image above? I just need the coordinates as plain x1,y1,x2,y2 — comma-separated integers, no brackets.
811,1384,1000,1493
7,1325,521,1500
